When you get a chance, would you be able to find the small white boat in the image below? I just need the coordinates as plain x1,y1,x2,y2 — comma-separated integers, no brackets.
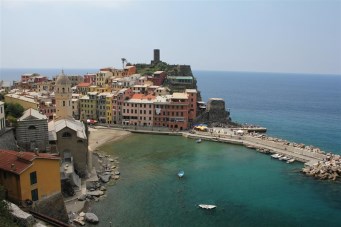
178,170,184,178
271,154,281,159
279,156,289,161
198,204,217,210
196,139,202,143
287,158,295,163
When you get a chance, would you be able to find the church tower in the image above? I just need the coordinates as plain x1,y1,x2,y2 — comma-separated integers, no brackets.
54,71,73,120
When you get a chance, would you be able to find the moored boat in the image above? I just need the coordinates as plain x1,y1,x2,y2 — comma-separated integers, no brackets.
198,204,217,209
271,154,281,159
178,170,184,178
287,158,295,163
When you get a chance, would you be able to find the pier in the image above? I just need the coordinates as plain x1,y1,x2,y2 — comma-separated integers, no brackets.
181,128,327,166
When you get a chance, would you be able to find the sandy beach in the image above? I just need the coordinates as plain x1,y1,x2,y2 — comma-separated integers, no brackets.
88,126,131,152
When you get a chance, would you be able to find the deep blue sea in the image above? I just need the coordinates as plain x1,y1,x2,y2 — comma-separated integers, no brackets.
2,69,341,226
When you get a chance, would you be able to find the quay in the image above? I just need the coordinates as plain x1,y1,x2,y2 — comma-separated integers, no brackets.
182,131,325,165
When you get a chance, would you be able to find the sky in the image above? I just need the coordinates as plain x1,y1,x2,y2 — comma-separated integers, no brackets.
0,0,340,75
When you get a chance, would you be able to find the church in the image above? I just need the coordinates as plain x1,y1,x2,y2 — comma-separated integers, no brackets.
48,72,89,178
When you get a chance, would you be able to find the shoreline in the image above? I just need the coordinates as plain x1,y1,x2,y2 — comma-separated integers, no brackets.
88,126,132,152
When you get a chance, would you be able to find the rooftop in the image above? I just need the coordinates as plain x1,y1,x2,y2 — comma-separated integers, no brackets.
0,150,59,175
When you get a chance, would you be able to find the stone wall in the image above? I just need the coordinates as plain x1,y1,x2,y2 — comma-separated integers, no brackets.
32,192,69,224
0,128,18,151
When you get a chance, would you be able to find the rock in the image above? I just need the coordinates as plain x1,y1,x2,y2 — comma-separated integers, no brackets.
85,212,99,224
99,174,111,183
114,175,120,180
100,186,107,191
74,218,86,226
87,190,104,197
79,212,85,217
109,158,115,162
78,194,87,201
114,171,120,175
7,202,35,227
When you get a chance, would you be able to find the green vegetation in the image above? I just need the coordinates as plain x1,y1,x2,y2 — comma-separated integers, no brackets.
4,103,24,127
5,103,24,119
136,61,176,76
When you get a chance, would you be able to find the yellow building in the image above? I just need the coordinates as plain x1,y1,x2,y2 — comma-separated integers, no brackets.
106,93,114,124
0,150,61,204
79,92,98,121
4,94,39,110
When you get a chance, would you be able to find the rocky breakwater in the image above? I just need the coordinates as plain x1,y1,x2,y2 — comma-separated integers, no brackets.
72,152,121,225
302,154,341,181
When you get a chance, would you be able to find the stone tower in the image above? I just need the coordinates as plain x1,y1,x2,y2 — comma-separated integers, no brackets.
151,49,160,65
54,72,73,120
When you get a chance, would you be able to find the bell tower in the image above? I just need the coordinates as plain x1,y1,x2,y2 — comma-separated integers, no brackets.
54,71,73,119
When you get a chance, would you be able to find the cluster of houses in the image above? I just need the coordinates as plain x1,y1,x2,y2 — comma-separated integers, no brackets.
3,64,200,130
0,50,203,220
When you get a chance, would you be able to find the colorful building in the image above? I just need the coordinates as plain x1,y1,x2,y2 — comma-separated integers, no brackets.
0,150,61,205
122,94,155,126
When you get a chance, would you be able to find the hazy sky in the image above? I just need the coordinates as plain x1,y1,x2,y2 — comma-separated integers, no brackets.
1,0,340,74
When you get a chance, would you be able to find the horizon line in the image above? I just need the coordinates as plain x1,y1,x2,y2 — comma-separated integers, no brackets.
1,67,340,77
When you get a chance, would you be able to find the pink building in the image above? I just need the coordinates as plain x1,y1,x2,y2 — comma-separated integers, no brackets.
84,74,96,85
122,94,155,126
113,88,133,124
153,93,189,130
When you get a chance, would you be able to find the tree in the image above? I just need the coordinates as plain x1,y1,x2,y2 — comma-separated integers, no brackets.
4,103,24,118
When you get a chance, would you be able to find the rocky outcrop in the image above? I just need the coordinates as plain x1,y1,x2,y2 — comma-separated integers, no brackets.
194,98,235,127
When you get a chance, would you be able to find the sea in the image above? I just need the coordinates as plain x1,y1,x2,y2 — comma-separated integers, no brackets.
1,69,341,226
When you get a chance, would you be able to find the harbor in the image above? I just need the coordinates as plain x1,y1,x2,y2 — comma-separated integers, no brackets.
121,125,341,181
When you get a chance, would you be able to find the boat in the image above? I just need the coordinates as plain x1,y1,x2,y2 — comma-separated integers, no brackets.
271,154,281,159
196,138,202,143
178,170,184,178
279,156,289,161
287,158,295,163
198,204,217,210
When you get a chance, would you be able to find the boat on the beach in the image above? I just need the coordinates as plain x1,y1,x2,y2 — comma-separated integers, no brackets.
198,204,217,210
178,170,184,178
196,138,202,143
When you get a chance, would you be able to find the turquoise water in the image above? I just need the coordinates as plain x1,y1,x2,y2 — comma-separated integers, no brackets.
90,134,341,227
87,72,341,226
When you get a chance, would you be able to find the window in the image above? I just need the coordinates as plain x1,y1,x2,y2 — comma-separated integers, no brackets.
28,125,36,130
30,171,37,185
63,101,65,106
31,189,38,201
62,132,72,138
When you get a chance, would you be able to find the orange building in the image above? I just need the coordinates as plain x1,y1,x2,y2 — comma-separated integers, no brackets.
0,150,61,205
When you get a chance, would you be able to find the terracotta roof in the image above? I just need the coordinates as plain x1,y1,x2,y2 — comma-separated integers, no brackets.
0,150,60,175
131,94,155,100
77,82,91,87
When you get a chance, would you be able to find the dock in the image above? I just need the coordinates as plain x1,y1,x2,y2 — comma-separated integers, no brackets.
182,130,326,165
